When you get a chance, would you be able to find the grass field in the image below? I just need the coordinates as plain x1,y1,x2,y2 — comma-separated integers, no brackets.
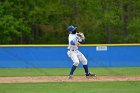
0,67,140,93
0,67,139,76
0,81,140,93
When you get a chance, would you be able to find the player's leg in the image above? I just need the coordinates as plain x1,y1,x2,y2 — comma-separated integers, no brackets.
78,51,96,77
67,51,79,79
78,52,89,75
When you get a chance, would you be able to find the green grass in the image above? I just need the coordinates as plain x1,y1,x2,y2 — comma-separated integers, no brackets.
0,67,140,93
0,67,139,76
0,81,140,93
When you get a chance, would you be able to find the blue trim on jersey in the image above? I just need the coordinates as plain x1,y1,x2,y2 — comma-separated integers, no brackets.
70,40,75,45
81,39,85,43
78,39,85,44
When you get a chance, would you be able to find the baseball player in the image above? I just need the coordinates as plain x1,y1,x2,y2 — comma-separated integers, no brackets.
67,25,96,79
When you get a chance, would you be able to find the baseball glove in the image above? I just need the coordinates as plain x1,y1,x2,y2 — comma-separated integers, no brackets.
76,32,85,39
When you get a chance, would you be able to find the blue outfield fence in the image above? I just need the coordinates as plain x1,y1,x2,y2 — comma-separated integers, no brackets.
0,44,140,68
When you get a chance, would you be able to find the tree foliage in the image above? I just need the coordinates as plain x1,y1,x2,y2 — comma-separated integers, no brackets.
0,0,140,44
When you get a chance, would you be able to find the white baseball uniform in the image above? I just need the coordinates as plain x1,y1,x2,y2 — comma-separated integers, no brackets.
67,33,87,66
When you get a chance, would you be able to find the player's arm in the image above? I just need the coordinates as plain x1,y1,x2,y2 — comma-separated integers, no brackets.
76,36,85,44
76,41,81,46
78,38,85,44
70,40,81,46
76,32,85,44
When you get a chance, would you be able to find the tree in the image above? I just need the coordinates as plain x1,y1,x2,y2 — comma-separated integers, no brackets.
0,1,31,44
0,0,140,44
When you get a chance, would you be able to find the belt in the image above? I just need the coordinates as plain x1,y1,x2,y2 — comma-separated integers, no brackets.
68,49,77,51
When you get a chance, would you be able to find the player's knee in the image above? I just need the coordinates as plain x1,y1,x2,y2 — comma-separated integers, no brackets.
82,61,87,65
73,61,79,66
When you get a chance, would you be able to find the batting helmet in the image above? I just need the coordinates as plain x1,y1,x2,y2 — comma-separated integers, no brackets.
67,25,77,32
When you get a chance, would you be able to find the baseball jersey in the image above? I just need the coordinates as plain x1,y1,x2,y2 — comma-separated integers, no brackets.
67,34,83,51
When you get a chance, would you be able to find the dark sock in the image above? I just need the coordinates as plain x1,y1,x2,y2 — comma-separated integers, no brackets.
69,65,77,75
83,65,89,75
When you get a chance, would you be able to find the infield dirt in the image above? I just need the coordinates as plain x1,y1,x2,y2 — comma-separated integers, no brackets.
0,76,140,83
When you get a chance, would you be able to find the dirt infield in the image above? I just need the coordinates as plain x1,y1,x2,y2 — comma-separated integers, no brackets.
0,76,140,83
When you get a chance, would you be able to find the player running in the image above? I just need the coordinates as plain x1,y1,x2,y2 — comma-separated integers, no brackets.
67,25,96,79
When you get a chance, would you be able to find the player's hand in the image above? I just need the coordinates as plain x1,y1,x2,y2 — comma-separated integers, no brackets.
76,32,85,39
75,42,81,46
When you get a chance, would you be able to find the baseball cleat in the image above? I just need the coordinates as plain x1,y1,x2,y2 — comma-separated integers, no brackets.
68,75,73,79
86,72,96,78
